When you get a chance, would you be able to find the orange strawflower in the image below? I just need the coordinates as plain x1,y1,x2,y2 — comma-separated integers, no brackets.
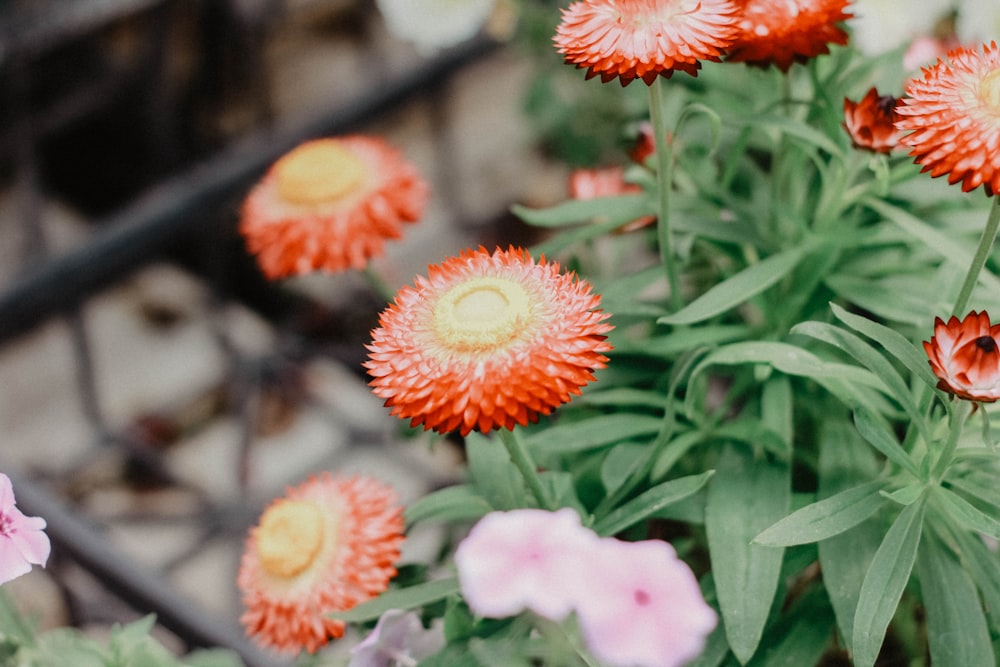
237,474,404,654
843,88,902,154
553,0,740,86
896,41,1000,195
726,0,852,71
924,311,1000,402
240,136,429,278
365,247,614,436
568,167,656,232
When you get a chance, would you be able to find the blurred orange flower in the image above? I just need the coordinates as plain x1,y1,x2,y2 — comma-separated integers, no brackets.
568,167,656,232
726,0,852,71
843,88,902,154
240,137,429,278
553,0,739,86
365,247,613,435
237,474,404,654
924,311,1000,402
896,41,1000,195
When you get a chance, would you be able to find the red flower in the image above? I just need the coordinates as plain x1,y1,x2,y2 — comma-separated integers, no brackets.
896,41,1000,195
568,167,656,232
237,474,404,654
726,0,852,71
843,88,902,154
365,247,614,435
240,137,429,278
924,311,1000,402
553,0,739,86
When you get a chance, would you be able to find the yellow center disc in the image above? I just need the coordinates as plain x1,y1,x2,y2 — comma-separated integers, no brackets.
256,500,326,579
274,140,366,205
433,277,533,352
980,68,1000,114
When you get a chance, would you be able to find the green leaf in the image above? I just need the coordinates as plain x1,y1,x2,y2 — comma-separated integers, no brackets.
600,442,649,495
512,194,652,228
936,519,1000,634
727,111,845,158
405,485,493,526
916,530,994,667
852,494,927,667
830,302,939,391
525,414,662,454
331,577,461,623
594,470,715,536
745,587,836,667
754,480,887,546
817,419,883,652
852,407,922,478
466,431,525,511
934,485,1000,539
658,247,807,325
706,445,790,664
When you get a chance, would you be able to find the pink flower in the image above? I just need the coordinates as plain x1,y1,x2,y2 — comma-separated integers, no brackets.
573,538,716,667
0,473,50,586
454,508,599,620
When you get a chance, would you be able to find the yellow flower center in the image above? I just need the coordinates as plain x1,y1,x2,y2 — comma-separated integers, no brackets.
979,68,1000,114
433,277,533,351
255,500,326,579
274,141,366,205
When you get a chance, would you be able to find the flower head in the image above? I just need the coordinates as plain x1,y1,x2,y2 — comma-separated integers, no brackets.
240,136,429,278
573,538,717,667
365,247,613,436
348,609,444,667
569,167,657,232
726,0,853,71
553,0,740,86
924,311,1000,402
454,508,600,620
0,473,50,586
237,474,404,654
896,42,1000,195
843,87,902,153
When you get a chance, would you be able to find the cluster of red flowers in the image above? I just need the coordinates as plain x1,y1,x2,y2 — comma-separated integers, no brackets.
553,0,853,87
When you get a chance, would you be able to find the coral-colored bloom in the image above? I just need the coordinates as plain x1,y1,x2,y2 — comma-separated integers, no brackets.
569,167,657,232
455,508,600,620
727,0,852,71
240,137,429,278
573,538,717,667
896,41,1000,195
924,311,1000,402
843,88,902,153
0,473,50,586
553,0,740,86
237,474,404,654
365,247,613,435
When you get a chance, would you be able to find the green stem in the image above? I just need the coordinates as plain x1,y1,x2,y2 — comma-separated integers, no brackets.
364,265,397,303
951,196,1000,317
498,428,556,510
931,400,973,483
648,77,682,311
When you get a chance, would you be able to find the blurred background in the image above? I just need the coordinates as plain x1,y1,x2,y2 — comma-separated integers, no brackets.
0,0,641,663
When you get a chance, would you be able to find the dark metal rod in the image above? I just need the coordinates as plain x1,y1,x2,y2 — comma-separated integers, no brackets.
4,470,287,667
0,36,498,342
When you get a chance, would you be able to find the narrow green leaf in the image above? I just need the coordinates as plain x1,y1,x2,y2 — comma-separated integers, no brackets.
830,302,939,391
600,442,649,495
754,480,887,546
852,407,921,477
512,194,652,228
817,419,883,652
881,482,926,506
745,587,836,667
595,470,715,536
727,112,845,158
706,445,790,664
331,577,461,622
466,431,525,511
852,495,927,667
916,530,994,667
936,518,1000,634
658,247,806,325
405,485,493,526
525,414,662,454
934,485,1000,539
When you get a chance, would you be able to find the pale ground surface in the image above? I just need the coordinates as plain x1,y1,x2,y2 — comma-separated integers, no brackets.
0,4,570,663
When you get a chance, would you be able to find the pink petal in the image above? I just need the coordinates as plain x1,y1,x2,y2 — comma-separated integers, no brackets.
0,538,32,586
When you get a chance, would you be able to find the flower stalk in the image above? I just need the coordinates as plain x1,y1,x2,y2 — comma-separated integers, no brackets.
649,78,682,311
498,428,556,511
952,196,1000,317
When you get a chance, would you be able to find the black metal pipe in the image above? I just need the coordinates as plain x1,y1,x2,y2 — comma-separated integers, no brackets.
0,36,498,342
4,470,288,667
